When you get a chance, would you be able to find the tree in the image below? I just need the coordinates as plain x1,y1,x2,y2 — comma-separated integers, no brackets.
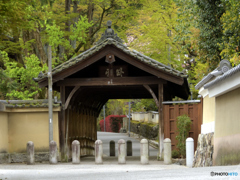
220,0,240,65
127,0,184,70
173,0,226,97
131,99,158,112
0,68,17,99
0,51,47,99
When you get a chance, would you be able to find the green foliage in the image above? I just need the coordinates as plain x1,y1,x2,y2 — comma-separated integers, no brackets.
0,69,18,98
172,150,180,158
173,0,234,95
131,99,157,112
220,0,240,65
105,99,130,116
127,0,184,71
174,0,225,66
176,114,192,158
0,51,47,99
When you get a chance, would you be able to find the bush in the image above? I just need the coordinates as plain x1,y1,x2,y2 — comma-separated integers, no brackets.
99,115,126,132
172,150,180,158
176,114,192,158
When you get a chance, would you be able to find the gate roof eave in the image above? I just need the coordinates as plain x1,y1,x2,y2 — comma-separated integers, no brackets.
34,21,190,99
34,41,187,85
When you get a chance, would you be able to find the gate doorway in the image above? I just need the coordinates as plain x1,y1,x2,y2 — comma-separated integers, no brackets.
35,21,190,161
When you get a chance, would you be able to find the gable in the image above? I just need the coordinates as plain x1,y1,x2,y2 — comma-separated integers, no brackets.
36,43,186,88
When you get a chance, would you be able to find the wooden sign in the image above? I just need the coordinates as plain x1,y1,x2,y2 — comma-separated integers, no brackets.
99,65,128,77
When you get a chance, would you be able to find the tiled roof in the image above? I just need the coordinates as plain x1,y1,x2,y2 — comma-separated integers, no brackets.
0,99,60,108
3,103,60,108
195,73,215,90
195,60,232,90
204,64,240,89
35,23,187,82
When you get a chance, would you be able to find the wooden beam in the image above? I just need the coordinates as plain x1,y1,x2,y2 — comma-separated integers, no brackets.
38,45,184,87
143,85,159,108
110,46,184,85
64,86,80,110
56,76,166,86
38,46,112,87
158,84,164,160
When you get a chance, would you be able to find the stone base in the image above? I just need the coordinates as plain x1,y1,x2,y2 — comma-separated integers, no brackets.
172,158,186,165
193,133,214,167
0,152,50,164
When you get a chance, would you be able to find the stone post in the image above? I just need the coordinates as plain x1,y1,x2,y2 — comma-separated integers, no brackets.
118,139,126,164
186,137,194,167
110,140,115,156
27,141,34,165
95,140,103,164
163,138,172,164
127,140,132,156
72,140,80,164
140,139,149,164
49,141,58,164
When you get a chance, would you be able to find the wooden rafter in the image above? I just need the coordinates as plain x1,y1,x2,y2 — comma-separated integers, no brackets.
64,86,80,110
143,84,159,108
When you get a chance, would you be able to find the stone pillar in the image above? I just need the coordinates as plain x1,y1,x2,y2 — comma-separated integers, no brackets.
163,138,172,164
95,140,103,164
72,140,80,164
27,141,34,165
127,140,132,156
110,140,115,156
49,141,58,164
118,139,126,164
186,137,194,168
140,139,149,164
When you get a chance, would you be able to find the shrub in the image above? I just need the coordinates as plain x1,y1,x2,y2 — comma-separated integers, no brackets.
176,114,192,158
99,115,126,132
172,150,180,158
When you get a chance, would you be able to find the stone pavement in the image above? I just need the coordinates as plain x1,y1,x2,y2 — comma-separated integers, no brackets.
98,131,158,157
0,158,240,180
1,132,239,179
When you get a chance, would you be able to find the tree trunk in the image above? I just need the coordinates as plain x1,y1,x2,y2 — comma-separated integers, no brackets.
22,28,47,65
85,2,94,50
33,27,47,64
65,0,71,40
71,0,79,49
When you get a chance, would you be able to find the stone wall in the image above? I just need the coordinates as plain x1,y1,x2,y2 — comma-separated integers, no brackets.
193,133,214,167
130,121,158,140
0,152,50,164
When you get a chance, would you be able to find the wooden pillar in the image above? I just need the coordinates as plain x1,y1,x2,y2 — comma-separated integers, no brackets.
83,109,86,155
60,86,66,161
79,108,83,156
158,83,164,160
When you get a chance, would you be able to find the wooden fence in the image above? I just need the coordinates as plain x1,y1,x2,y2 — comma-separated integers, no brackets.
163,102,203,151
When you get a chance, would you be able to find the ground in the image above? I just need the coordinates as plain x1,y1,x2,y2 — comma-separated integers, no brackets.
0,132,239,180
